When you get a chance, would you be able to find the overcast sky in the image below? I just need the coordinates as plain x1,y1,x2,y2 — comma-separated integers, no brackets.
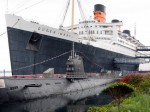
0,0,150,71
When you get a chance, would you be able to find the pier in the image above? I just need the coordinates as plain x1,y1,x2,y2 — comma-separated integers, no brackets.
136,46,150,58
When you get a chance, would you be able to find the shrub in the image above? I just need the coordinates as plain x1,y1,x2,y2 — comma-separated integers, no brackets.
118,74,143,87
87,105,112,112
120,93,150,112
102,82,135,112
139,74,150,93
102,82,134,99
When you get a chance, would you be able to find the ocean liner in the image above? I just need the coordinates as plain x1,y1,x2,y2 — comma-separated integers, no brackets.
5,1,145,75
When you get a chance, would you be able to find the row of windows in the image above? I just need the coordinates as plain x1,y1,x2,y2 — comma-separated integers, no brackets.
68,25,110,31
79,21,96,24
118,39,135,48
118,33,139,45
79,30,113,35
96,37,110,40
80,25,108,28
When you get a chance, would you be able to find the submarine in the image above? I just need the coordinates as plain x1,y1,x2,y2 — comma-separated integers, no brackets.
0,84,112,112
0,51,118,104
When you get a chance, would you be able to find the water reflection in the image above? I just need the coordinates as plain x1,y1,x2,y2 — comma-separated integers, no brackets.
0,85,112,112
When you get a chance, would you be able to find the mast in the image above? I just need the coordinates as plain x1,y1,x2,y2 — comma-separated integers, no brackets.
71,0,75,32
71,0,75,58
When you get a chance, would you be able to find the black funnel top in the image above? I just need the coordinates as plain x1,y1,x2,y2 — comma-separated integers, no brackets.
123,30,131,36
94,4,106,13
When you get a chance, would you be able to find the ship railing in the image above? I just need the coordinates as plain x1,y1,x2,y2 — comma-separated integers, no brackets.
136,46,150,51
0,70,12,78
86,70,138,79
135,54,150,58
66,72,85,75
66,75,88,79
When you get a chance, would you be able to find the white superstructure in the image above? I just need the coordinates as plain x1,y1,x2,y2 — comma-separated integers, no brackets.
6,13,146,57
63,18,145,57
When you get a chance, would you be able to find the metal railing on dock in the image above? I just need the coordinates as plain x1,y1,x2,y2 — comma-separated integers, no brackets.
0,70,12,78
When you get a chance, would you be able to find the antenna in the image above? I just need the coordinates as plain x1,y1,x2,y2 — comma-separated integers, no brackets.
134,22,136,38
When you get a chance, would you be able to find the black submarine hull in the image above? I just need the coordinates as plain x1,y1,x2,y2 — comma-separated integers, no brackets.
0,77,116,104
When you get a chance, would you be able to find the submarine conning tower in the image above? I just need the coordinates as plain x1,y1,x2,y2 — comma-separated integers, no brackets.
94,4,106,23
66,52,88,80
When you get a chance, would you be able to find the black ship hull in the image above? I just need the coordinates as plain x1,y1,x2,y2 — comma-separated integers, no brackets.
7,27,137,75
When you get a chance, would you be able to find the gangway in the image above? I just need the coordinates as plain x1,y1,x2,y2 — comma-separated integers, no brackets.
114,58,147,65
136,46,150,51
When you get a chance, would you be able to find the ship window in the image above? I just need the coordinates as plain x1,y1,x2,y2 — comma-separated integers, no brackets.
46,29,49,32
105,31,113,35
